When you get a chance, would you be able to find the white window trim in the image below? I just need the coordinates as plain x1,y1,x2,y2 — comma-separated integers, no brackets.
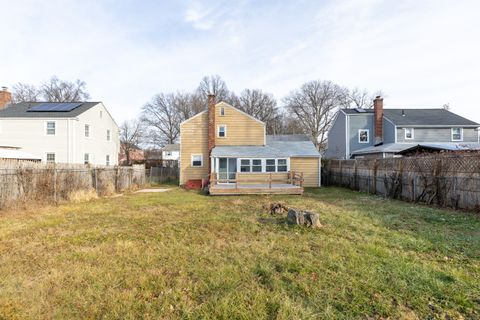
220,107,225,116
45,152,56,163
404,128,414,140
358,129,369,144
217,125,227,138
45,120,56,136
451,127,463,141
191,154,203,167
237,158,290,173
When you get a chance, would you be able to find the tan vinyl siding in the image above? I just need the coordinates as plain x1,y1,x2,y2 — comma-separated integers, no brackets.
290,157,320,187
180,112,209,184
237,172,288,185
215,103,265,146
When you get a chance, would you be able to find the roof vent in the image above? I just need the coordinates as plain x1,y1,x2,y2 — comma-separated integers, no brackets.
355,108,366,113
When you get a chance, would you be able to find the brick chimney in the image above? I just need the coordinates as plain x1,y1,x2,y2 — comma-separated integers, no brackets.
374,96,383,145
207,94,216,174
0,87,12,110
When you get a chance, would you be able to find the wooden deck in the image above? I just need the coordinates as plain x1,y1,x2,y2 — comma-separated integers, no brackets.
209,183,304,195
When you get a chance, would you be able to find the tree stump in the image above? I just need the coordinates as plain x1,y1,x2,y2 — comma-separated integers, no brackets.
287,208,322,228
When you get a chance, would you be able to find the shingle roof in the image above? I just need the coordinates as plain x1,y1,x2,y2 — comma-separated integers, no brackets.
352,142,480,155
266,134,311,142
211,140,320,158
383,109,479,126
341,108,479,126
0,102,100,118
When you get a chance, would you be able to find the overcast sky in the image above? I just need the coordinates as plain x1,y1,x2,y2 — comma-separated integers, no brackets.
1,0,479,124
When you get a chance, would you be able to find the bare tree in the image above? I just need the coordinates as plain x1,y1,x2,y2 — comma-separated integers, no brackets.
141,93,182,145
175,92,206,120
120,120,144,165
196,75,230,101
346,88,385,109
40,76,91,102
237,89,280,134
11,83,40,103
284,80,348,150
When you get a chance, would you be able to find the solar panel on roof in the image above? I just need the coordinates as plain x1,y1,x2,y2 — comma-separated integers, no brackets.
27,102,83,112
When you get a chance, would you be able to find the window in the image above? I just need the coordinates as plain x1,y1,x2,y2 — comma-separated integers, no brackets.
46,121,56,135
84,153,89,165
220,107,225,116
107,130,111,141
252,159,262,172
452,128,463,141
359,129,369,143
191,154,203,167
85,124,90,137
240,159,251,172
46,153,55,163
277,159,287,172
266,159,276,172
405,128,414,140
218,125,226,138
106,155,110,166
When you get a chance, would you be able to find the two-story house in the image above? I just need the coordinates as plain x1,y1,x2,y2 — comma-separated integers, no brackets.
325,96,480,159
162,144,180,161
0,95,120,165
180,95,321,195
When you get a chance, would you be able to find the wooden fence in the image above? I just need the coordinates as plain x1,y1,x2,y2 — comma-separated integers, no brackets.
322,154,480,211
147,166,179,184
0,160,146,210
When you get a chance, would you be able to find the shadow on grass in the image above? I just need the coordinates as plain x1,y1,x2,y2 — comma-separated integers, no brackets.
257,217,287,225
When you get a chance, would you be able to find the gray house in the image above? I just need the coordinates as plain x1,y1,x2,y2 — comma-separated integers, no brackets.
325,96,480,159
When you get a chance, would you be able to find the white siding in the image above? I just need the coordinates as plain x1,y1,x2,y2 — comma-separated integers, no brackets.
0,103,119,165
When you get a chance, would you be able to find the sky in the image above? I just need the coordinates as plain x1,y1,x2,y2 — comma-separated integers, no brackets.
1,0,479,124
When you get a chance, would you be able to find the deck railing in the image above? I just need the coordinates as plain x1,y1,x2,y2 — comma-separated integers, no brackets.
209,171,304,189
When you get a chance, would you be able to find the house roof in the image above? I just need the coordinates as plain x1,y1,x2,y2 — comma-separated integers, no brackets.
211,140,320,158
352,142,480,156
266,134,311,142
163,144,180,151
0,102,100,118
341,108,479,127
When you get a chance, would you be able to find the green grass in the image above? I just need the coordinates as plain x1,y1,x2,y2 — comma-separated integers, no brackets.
0,187,479,319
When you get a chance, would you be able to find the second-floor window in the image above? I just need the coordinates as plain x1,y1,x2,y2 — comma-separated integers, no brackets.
405,128,414,140
107,129,111,141
218,125,226,138
46,121,56,135
359,129,369,143
85,124,90,137
452,128,463,141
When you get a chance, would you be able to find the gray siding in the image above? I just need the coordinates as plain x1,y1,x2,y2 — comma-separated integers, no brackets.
396,127,479,143
348,114,375,157
325,112,347,159
383,119,396,143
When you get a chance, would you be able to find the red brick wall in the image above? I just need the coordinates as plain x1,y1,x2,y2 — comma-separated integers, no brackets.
207,94,216,173
0,88,12,110
374,96,383,144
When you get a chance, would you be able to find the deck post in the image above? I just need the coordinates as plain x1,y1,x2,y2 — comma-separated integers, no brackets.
235,173,238,190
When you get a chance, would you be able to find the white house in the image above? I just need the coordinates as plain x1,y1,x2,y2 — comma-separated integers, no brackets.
162,144,180,161
0,101,120,165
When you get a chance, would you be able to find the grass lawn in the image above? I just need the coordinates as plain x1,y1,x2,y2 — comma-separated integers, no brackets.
0,187,479,319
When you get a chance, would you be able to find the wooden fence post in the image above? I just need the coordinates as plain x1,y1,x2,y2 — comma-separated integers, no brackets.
373,159,378,194
94,167,98,195
53,167,57,204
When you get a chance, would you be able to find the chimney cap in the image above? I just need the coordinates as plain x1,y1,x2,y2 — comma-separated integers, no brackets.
375,95,382,99
1,86,8,91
